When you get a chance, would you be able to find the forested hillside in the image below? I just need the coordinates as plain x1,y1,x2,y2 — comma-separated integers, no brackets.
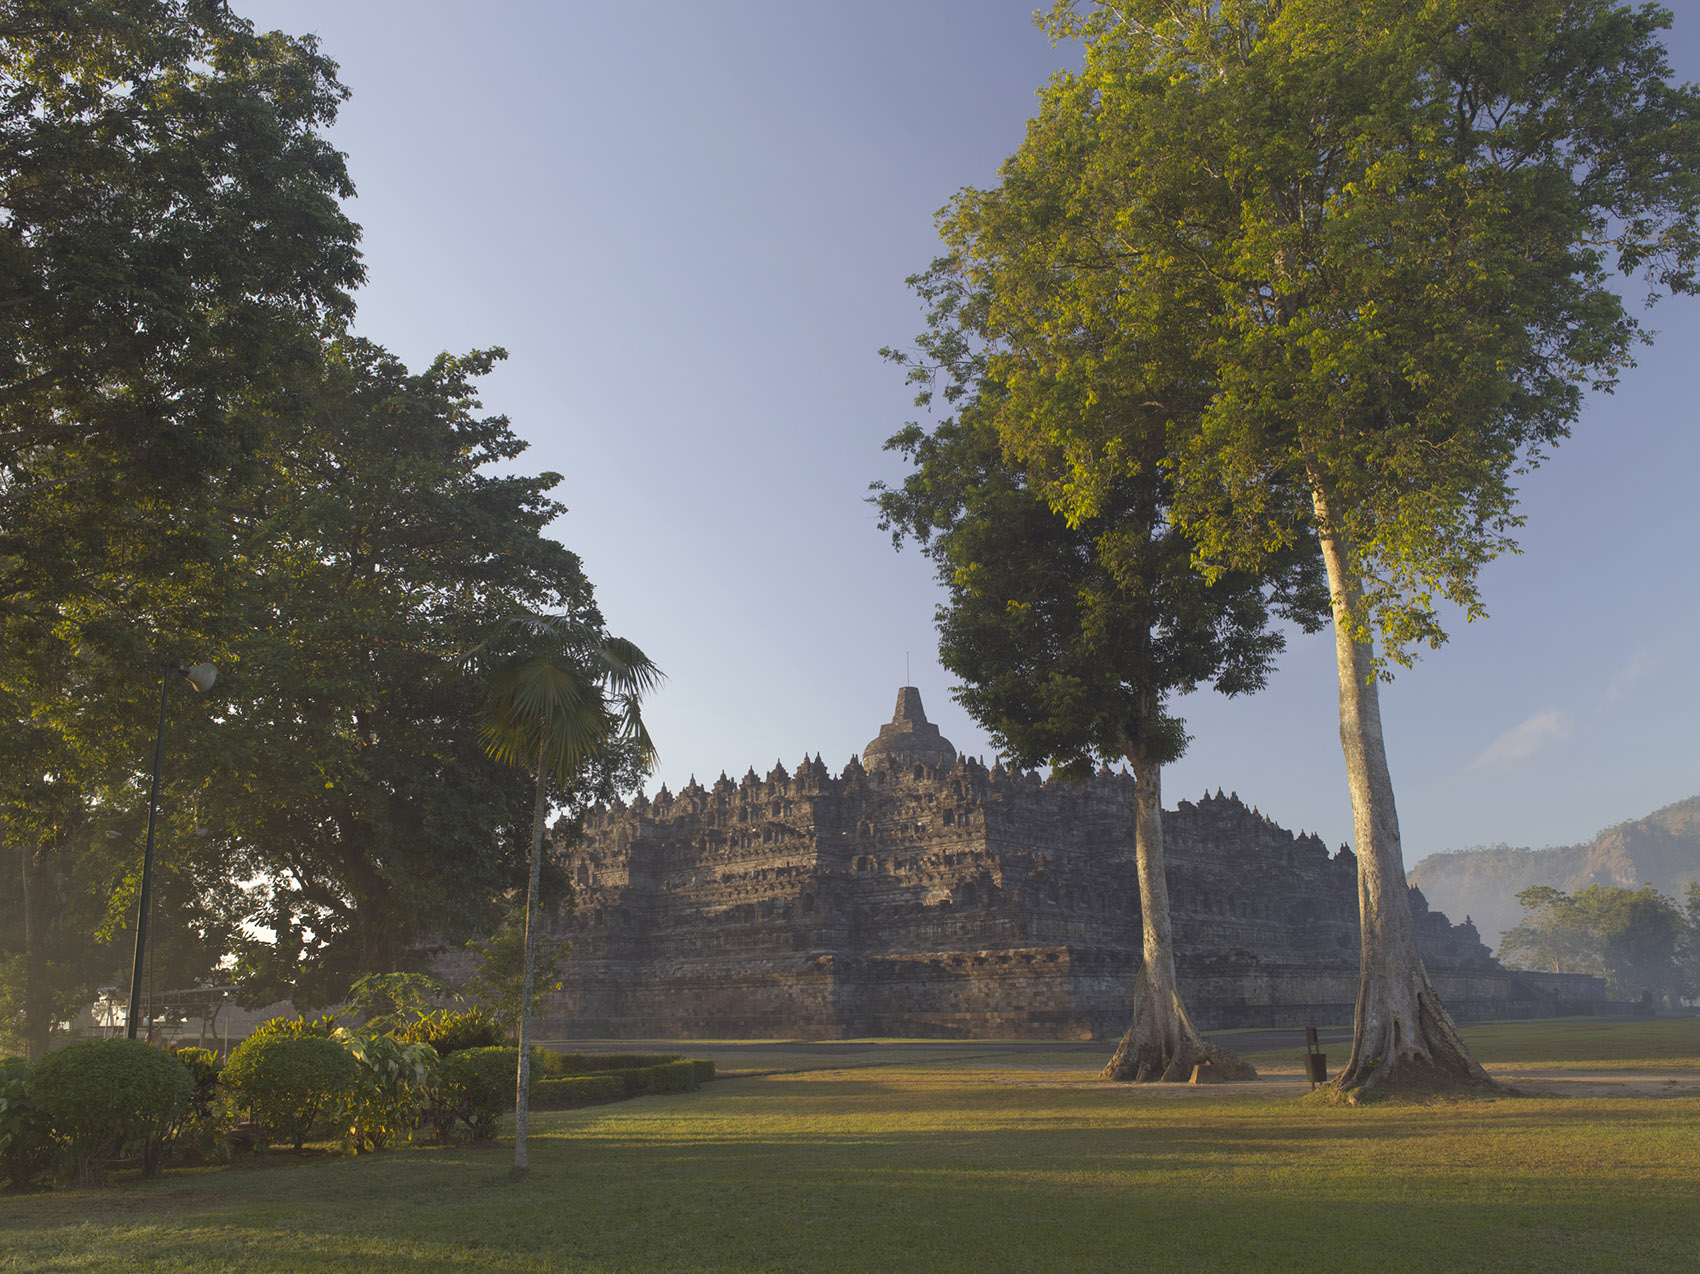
1410,797,1700,949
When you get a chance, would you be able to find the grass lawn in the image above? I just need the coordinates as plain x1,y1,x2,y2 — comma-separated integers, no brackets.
5,1019,1698,1274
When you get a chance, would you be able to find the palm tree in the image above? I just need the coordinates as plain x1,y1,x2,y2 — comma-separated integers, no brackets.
460,611,659,1174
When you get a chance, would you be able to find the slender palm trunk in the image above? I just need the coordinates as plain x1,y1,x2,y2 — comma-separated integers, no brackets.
1309,477,1496,1099
513,737,549,1173
1102,746,1254,1082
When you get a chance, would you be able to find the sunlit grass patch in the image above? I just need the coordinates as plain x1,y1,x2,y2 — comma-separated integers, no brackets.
5,1019,1699,1274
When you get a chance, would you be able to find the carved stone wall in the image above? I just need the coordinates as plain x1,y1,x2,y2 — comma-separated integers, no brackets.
532,689,1591,1039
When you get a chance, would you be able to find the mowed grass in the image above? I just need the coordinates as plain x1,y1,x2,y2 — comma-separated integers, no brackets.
1234,1015,1700,1071
5,1021,1699,1274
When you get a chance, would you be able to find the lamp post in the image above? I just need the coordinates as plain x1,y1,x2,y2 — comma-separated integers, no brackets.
126,660,216,1041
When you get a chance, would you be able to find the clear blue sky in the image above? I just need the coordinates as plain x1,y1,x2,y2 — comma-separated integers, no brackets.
246,1,1700,870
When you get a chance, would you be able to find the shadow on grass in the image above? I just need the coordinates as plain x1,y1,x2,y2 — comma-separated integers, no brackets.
7,1064,1700,1274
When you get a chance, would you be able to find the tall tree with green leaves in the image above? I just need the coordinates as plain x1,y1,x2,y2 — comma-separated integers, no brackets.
1,336,602,1045
1503,884,1687,1003
877,382,1324,1080
935,0,1700,1097
460,612,658,1174
0,0,362,1053
202,339,598,1008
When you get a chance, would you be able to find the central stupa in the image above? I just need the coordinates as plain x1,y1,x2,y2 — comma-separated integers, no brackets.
861,686,958,770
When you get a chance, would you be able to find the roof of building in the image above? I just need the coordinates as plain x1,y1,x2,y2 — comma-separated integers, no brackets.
862,686,957,770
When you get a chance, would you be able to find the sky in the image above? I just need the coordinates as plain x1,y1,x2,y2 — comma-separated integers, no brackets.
245,0,1700,870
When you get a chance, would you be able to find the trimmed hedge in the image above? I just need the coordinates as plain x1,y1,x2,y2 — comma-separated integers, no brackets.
430,1045,536,1143
539,1051,680,1075
531,1075,625,1108
528,1053,715,1099
223,1033,358,1152
648,1060,700,1093
0,1056,56,1189
30,1040,193,1183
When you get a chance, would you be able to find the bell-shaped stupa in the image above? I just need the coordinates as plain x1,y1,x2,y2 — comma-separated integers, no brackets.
861,686,957,770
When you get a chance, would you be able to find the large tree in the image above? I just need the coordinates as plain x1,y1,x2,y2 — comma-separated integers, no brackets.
942,0,1700,1098
1,336,603,1045
205,339,598,1008
0,0,362,1054
877,394,1323,1080
1503,883,1687,1004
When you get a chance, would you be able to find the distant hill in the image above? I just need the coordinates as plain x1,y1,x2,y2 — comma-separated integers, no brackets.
1409,795,1700,951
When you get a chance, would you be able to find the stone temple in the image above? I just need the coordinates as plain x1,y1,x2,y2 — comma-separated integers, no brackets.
537,688,1597,1039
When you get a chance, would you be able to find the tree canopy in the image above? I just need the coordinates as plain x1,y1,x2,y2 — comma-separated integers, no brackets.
912,0,1700,1097
1502,882,1689,1003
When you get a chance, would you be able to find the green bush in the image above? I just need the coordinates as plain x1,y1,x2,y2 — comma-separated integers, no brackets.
531,1074,625,1108
250,1014,340,1040
223,1033,358,1151
0,1057,56,1189
29,1040,193,1183
647,1060,700,1093
401,1007,508,1056
164,1047,228,1166
336,1032,436,1152
690,1059,716,1085
542,1051,680,1074
429,1045,535,1143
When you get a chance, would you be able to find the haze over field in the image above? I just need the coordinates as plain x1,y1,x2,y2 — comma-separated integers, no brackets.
1413,795,1700,950
242,0,1700,866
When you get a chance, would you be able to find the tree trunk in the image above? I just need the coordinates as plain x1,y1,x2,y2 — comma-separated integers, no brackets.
1102,748,1255,1082
20,841,52,1060
1309,478,1498,1101
513,739,549,1174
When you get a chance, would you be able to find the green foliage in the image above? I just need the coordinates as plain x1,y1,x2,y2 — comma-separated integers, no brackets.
0,1057,55,1189
346,973,454,1034
1681,884,1700,996
647,1060,702,1094
993,0,1700,668
399,1007,510,1056
463,915,570,1031
531,1075,625,1108
1502,884,1688,1001
334,1031,437,1153
163,1046,229,1167
691,1059,716,1085
222,1034,358,1153
216,340,600,1010
874,406,1325,776
251,1014,341,1040
0,0,363,1058
429,1046,534,1143
540,1051,681,1075
29,1040,192,1184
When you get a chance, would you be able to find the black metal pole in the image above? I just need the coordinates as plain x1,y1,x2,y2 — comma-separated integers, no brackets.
126,662,174,1040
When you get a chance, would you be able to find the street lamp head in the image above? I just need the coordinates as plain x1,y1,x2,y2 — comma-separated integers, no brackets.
181,663,217,693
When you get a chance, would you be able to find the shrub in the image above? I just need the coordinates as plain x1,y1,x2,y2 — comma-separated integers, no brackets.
400,1006,508,1056
250,1014,340,1040
690,1059,716,1085
647,1060,700,1093
336,1032,436,1152
0,1057,56,1190
532,1074,625,1109
223,1033,358,1151
29,1040,193,1183
429,1046,535,1143
164,1047,228,1166
543,1051,680,1075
